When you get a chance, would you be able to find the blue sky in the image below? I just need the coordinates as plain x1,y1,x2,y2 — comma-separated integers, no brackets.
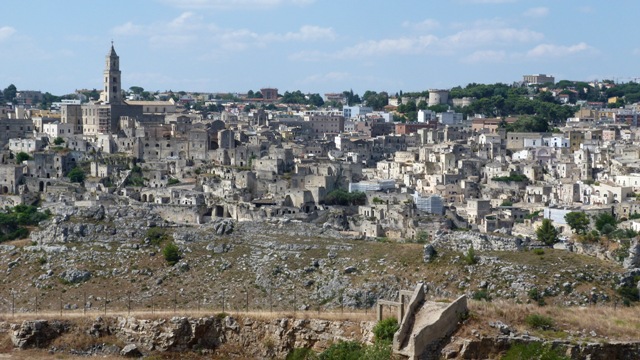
1,0,639,96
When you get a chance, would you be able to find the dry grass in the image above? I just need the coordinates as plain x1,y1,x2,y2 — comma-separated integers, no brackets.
0,309,376,323
467,299,640,341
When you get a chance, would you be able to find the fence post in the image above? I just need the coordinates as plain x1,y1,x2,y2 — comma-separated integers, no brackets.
222,289,225,313
11,290,15,317
35,292,38,315
245,290,249,313
83,292,86,315
104,292,107,316
269,284,273,313
60,297,63,317
174,292,177,314
151,295,155,315
127,292,131,316
293,286,296,315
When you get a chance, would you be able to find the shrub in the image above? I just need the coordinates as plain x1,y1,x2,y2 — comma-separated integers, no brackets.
167,178,180,186
464,245,477,265
286,348,317,360
533,249,545,256
525,314,554,330
617,285,639,304
146,227,169,246
372,317,399,342
0,205,51,243
363,340,393,360
318,341,364,360
68,167,86,183
53,137,65,145
472,290,491,302
502,343,569,360
15,152,32,163
528,288,546,306
491,173,528,182
415,231,429,244
162,242,181,265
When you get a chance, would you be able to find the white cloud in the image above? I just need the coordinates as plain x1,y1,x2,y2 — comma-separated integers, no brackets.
263,25,336,42
402,19,440,31
526,42,592,58
0,26,16,41
159,0,314,10
445,27,543,47
462,50,506,63
303,72,351,83
523,7,549,18
112,22,145,36
112,13,333,54
292,35,438,61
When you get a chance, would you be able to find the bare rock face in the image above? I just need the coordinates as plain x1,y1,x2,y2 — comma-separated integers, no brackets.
623,239,640,269
120,343,143,357
10,320,68,349
433,231,527,252
423,244,437,263
116,316,224,352
59,268,92,284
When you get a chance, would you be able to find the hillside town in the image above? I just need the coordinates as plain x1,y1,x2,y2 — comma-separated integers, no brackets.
3,44,640,249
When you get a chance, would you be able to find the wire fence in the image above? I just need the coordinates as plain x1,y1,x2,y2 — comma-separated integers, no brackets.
0,289,382,321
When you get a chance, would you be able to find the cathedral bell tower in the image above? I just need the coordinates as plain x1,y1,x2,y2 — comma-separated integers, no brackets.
100,42,122,104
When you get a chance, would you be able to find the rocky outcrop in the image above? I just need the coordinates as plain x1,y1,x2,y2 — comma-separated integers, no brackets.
432,231,528,252
423,244,437,263
5,315,374,358
623,239,640,269
445,336,640,360
115,315,374,358
59,268,91,284
10,320,69,349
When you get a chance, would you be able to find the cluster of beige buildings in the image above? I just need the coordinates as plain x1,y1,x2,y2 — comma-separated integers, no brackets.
1,46,640,241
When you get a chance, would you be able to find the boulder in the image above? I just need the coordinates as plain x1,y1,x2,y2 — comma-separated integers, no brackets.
59,268,92,284
10,320,67,349
423,244,437,263
120,343,143,357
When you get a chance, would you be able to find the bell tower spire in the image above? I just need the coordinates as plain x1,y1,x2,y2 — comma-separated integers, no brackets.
100,42,122,104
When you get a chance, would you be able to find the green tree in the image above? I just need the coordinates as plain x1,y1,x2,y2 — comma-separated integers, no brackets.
163,242,181,265
68,167,86,183
564,211,589,235
3,84,17,103
536,219,559,245
129,86,144,94
15,152,32,163
594,212,617,233
53,137,64,145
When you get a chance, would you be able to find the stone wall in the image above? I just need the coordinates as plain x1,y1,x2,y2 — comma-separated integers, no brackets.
5,315,375,359
432,230,528,252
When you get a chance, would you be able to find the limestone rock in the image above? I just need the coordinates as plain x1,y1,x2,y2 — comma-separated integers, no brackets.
423,244,437,263
10,320,67,349
120,343,143,357
624,239,640,269
59,268,91,284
